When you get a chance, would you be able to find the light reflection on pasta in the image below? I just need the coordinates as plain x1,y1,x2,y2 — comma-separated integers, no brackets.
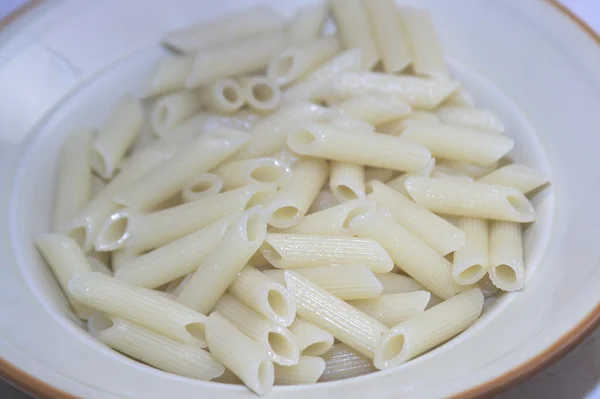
37,2,550,396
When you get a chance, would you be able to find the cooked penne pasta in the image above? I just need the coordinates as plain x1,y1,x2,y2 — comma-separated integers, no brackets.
214,109,263,129
488,221,524,291
375,274,427,294
114,129,250,211
262,234,393,273
214,158,291,190
308,189,339,213
377,111,440,135
181,173,223,203
158,111,261,141
114,217,234,289
37,5,556,392
367,180,465,255
283,49,362,103
96,183,274,254
150,192,183,212
452,218,489,285
285,271,388,359
151,290,177,300
110,248,134,274
435,106,504,133
228,266,296,327
87,254,112,276
143,56,193,98
150,90,200,136
430,164,468,178
90,175,105,199
68,272,208,347
276,198,375,236
364,0,411,73
398,7,449,79
271,146,300,168
328,0,378,69
266,158,328,228
436,159,499,179
162,6,286,53
330,93,412,124
478,274,500,297
239,76,281,113
375,273,443,308
91,96,143,179
350,212,461,300
53,129,93,230
401,120,513,166
319,343,377,382
274,356,325,385
431,165,475,182
186,32,287,88
165,274,192,297
206,312,274,395
252,264,274,273
164,275,185,293
328,116,375,132
122,112,156,153
151,113,208,142
386,157,436,196
213,368,243,385
198,79,245,114
88,314,224,380
213,294,299,366
443,87,476,107
63,146,176,251
264,265,383,300
236,102,335,159
315,72,459,109
374,288,483,369
287,123,431,172
288,317,334,356
364,167,395,183
267,36,341,87
330,162,365,202
442,215,461,228
176,207,267,313
35,234,94,318
287,4,328,45
261,269,287,286
35,4,559,392
348,291,431,327
247,250,271,269
404,177,536,222
432,167,473,181
477,164,550,194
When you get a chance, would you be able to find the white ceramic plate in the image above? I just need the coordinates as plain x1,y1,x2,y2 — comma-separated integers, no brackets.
0,1,598,398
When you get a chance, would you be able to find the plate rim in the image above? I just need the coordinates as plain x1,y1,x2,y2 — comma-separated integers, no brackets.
0,1,597,398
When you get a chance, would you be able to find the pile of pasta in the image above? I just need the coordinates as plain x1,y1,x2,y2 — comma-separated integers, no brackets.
36,1,550,396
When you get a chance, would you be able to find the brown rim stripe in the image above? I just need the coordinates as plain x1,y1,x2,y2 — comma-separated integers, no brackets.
0,1,598,398
0,0,42,30
450,303,600,398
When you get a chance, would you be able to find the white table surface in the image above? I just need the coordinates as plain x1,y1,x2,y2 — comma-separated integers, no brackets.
0,0,598,398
